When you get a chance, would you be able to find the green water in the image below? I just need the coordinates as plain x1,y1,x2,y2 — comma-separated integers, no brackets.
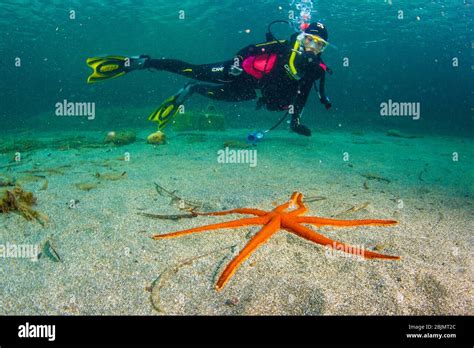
1,0,472,133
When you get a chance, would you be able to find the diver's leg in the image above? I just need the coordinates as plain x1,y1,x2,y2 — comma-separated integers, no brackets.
190,82,257,102
147,59,237,84
148,81,256,129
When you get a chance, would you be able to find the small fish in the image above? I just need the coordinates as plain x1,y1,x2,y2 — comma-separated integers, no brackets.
40,240,61,262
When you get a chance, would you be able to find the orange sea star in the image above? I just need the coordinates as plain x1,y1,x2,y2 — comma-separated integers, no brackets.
152,192,400,291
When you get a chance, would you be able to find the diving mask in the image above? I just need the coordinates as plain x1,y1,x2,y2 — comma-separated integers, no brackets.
303,34,328,52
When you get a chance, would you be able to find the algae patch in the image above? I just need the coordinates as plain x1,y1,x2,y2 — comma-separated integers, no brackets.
222,140,252,149
75,182,98,191
104,131,136,146
386,129,420,139
0,175,16,187
0,187,48,225
95,171,127,181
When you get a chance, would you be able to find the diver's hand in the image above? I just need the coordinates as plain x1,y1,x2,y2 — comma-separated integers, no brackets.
290,119,312,136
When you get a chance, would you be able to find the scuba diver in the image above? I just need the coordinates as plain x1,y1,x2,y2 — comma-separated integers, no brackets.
86,21,332,137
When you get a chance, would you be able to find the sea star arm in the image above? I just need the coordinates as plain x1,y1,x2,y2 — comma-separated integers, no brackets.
282,218,400,260
295,216,397,227
285,192,309,217
273,192,303,213
152,216,267,240
194,208,267,217
216,216,281,291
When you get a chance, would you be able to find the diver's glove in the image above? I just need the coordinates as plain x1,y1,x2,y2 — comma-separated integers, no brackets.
125,55,151,71
290,118,312,137
320,96,332,110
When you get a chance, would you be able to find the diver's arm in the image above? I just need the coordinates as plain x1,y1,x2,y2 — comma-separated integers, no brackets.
289,77,314,136
317,72,332,110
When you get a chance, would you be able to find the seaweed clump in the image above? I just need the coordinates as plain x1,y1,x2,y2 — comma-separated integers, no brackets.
386,129,420,139
222,140,252,149
104,131,136,146
0,187,48,225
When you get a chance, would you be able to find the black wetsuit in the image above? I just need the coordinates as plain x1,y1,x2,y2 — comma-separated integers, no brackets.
147,35,331,135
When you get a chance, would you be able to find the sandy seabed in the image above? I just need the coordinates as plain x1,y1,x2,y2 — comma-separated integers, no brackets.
0,127,472,315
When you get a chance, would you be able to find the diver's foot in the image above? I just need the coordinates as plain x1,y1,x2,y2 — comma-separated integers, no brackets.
175,82,196,104
125,55,151,71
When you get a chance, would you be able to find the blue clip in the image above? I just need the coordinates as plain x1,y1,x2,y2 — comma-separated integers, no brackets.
247,130,265,145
